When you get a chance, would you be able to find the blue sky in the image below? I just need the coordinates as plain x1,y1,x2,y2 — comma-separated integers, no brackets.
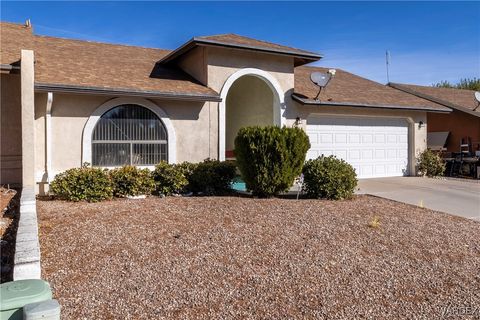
2,1,479,85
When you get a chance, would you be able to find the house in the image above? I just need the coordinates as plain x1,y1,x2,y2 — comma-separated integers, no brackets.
0,21,450,194
389,83,480,153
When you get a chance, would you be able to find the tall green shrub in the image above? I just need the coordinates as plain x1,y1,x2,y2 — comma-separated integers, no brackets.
302,155,357,200
234,126,310,197
417,149,445,177
189,159,236,195
109,165,155,197
50,165,113,202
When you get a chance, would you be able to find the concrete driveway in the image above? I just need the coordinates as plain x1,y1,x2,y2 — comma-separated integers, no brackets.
357,177,480,221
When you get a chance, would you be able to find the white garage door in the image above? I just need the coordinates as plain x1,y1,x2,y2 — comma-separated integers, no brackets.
306,116,409,179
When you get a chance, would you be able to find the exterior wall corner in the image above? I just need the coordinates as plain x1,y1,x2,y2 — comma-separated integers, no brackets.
21,49,36,188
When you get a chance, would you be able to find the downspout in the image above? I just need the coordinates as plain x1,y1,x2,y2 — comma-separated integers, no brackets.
45,92,53,182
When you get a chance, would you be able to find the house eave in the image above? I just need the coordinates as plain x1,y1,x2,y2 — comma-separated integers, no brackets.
388,83,480,118
292,94,452,113
158,38,322,65
34,83,222,102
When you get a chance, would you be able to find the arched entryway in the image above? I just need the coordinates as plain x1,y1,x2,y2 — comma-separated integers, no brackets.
219,68,285,160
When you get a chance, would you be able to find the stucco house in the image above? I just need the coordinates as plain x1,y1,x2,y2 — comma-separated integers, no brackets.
1,21,450,194
389,83,480,153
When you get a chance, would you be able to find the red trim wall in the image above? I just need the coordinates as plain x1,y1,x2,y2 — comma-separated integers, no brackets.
427,110,480,152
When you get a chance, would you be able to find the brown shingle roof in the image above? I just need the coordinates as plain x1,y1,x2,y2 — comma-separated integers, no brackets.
293,66,451,112
1,22,220,100
197,33,321,57
388,83,480,117
158,33,321,66
0,22,34,65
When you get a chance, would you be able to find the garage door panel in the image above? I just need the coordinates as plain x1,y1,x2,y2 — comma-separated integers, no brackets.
307,116,409,178
334,150,347,159
320,134,333,143
375,149,386,159
375,134,385,143
335,133,347,143
349,134,360,143
387,134,397,143
375,165,386,175
306,150,318,160
362,134,373,143
349,150,361,160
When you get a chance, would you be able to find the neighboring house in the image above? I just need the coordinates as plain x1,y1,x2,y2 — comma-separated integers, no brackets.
0,21,450,193
389,83,480,153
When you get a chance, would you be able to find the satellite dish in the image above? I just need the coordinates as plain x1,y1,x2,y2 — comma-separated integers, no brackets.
474,91,480,111
310,70,335,100
310,72,331,87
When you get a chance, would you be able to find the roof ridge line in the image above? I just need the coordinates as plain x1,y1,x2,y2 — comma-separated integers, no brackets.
33,34,171,52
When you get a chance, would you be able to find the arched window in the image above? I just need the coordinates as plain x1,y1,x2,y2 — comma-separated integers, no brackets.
92,104,168,166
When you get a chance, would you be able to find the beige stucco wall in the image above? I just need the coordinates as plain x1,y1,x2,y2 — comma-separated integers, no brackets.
293,102,427,175
21,50,36,188
33,93,217,190
206,47,295,105
0,74,22,185
225,75,273,151
177,47,207,85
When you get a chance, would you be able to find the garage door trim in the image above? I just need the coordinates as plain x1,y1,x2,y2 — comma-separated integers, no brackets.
306,113,415,178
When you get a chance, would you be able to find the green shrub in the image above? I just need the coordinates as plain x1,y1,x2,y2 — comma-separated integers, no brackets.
50,165,113,202
109,165,155,197
234,126,310,197
189,159,236,195
302,155,357,200
417,149,445,177
175,161,198,191
152,161,189,195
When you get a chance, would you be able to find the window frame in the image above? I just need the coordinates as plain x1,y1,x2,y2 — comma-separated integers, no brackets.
82,97,177,168
91,104,168,167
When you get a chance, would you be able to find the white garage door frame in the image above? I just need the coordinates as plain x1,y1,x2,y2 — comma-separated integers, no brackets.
306,113,416,178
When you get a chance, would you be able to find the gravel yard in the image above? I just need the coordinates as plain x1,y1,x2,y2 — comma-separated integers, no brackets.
38,196,480,319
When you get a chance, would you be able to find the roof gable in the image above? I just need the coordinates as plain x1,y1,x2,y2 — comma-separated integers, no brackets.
158,33,322,66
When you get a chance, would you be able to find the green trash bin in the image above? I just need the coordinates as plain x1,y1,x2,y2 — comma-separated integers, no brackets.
0,280,52,320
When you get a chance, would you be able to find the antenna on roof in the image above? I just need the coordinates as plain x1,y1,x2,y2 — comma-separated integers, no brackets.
385,50,391,83
474,92,480,111
25,19,32,28
310,69,336,100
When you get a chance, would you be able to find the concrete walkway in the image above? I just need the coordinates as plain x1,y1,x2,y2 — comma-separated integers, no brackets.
357,177,480,221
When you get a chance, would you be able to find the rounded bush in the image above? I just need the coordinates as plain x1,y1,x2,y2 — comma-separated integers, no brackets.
234,126,310,197
175,161,198,191
152,161,189,195
417,149,445,177
302,155,357,200
50,166,113,202
109,165,155,197
189,159,236,195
